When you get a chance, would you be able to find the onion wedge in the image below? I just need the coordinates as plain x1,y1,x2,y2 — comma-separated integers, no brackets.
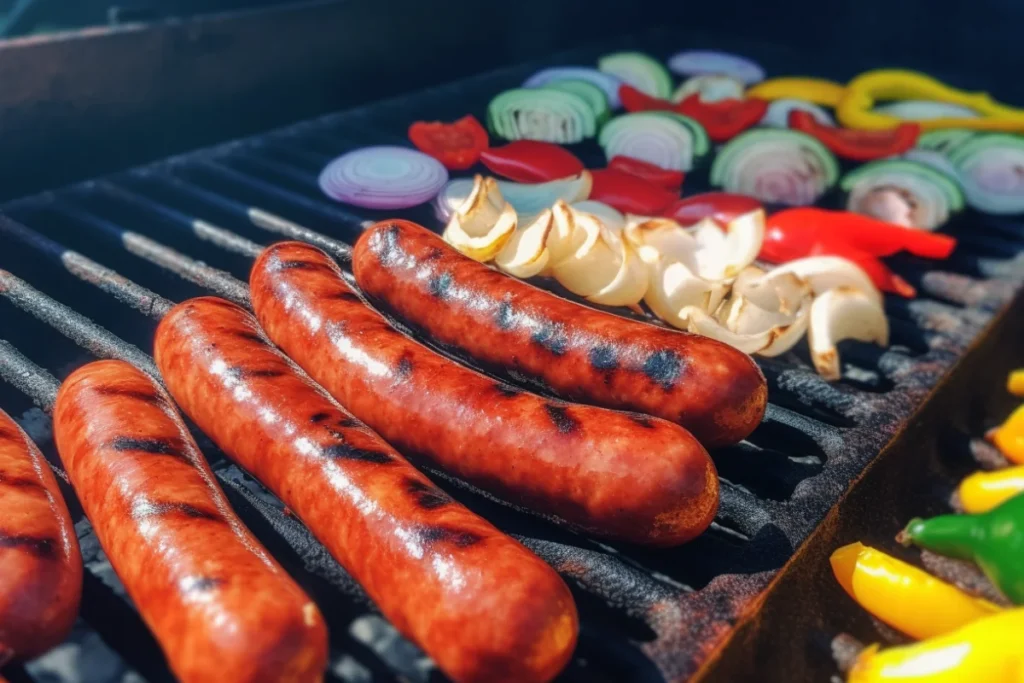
435,172,592,223
645,260,726,328
442,177,517,261
495,209,554,278
808,287,890,380
745,256,882,304
682,307,773,354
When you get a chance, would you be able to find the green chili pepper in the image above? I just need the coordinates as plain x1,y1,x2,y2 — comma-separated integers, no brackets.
901,492,1024,604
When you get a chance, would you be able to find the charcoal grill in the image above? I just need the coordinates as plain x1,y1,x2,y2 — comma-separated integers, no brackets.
1,3,1023,682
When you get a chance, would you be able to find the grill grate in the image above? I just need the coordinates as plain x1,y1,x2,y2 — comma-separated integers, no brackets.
1,32,1023,683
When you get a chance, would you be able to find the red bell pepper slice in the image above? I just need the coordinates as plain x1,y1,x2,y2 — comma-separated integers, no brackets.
589,169,678,215
676,94,768,142
478,140,584,183
608,156,685,190
408,115,489,170
619,84,676,113
664,192,763,227
788,110,921,162
768,207,956,260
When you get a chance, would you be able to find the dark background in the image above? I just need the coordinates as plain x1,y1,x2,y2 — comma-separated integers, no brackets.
1,0,1021,201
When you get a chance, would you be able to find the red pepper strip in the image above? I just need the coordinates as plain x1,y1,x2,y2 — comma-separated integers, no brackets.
768,208,956,259
479,140,584,183
664,192,763,227
608,156,685,190
788,110,921,162
619,84,676,113
408,115,489,170
589,168,678,215
676,94,769,143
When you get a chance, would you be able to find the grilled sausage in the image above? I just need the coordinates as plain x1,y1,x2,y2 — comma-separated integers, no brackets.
52,360,328,683
352,220,768,447
153,297,579,683
251,241,719,546
0,409,81,663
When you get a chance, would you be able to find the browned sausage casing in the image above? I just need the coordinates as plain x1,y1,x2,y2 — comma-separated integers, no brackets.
52,360,328,683
352,220,768,447
153,297,579,683
251,241,719,546
0,409,81,663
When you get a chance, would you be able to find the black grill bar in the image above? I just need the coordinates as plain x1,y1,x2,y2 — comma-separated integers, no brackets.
0,339,60,411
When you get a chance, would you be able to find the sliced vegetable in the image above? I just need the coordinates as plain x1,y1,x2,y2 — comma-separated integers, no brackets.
542,79,611,125
676,94,768,142
442,176,517,261
671,75,745,104
807,243,916,298
837,69,1024,132
318,146,448,209
589,169,677,215
874,100,982,121
917,129,977,156
479,141,585,183
433,172,592,223
1011,369,1024,397
842,159,964,231
663,192,763,228
487,88,596,144
958,466,1024,515
759,98,835,128
902,148,961,179
598,52,673,99
709,129,839,206
572,201,626,235
667,50,765,85
408,115,489,170
608,156,684,190
990,404,1024,465
807,287,889,380
746,77,846,106
788,110,921,161
619,84,677,113
495,209,555,279
747,256,881,305
948,134,1024,215
550,212,648,307
523,67,623,109
599,112,710,172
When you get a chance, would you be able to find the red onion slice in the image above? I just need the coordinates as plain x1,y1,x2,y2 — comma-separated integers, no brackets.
667,50,765,85
318,146,449,209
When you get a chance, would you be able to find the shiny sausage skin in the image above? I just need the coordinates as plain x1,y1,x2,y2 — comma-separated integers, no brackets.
153,297,578,683
352,220,768,448
251,241,719,546
0,409,81,662
52,360,328,683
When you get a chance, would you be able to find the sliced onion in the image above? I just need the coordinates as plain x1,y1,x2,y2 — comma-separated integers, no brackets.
598,112,710,172
319,146,448,209
901,149,960,179
488,88,597,143
760,99,835,128
434,173,592,223
808,287,890,381
710,129,839,206
948,134,1024,215
645,260,725,328
842,159,964,231
683,306,774,354
495,209,554,278
671,74,746,103
744,256,881,304
873,100,981,120
442,176,517,261
573,201,627,235
667,50,765,85
523,67,624,109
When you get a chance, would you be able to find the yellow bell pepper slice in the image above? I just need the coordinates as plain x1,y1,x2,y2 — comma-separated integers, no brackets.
830,543,1001,640
991,404,1024,465
848,607,1024,683
837,69,1024,132
958,466,1024,514
1008,370,1024,397
746,77,846,106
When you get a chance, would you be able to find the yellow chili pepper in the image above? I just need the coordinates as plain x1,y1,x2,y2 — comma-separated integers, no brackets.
959,466,1024,514
746,77,846,106
837,69,1024,132
830,543,1000,640
848,607,1024,682
1008,369,1024,397
991,404,1024,465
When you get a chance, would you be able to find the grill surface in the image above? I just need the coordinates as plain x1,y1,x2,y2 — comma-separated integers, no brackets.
1,29,1023,683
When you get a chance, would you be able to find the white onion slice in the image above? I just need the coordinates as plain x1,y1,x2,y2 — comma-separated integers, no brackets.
434,173,592,223
495,209,554,278
671,74,746,103
808,287,890,381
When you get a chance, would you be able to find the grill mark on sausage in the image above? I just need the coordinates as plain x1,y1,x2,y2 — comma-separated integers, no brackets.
131,500,223,523
494,300,516,330
544,405,580,435
108,436,188,461
417,526,482,548
424,247,445,261
629,415,655,429
224,366,286,380
394,355,414,380
530,321,569,356
0,472,44,491
93,386,165,405
493,383,523,398
321,443,394,464
275,259,334,274
232,330,270,345
180,576,226,593
643,350,683,390
327,291,362,303
405,478,453,510
589,345,619,371
427,272,454,299
0,426,18,441
309,412,331,424
0,532,57,558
